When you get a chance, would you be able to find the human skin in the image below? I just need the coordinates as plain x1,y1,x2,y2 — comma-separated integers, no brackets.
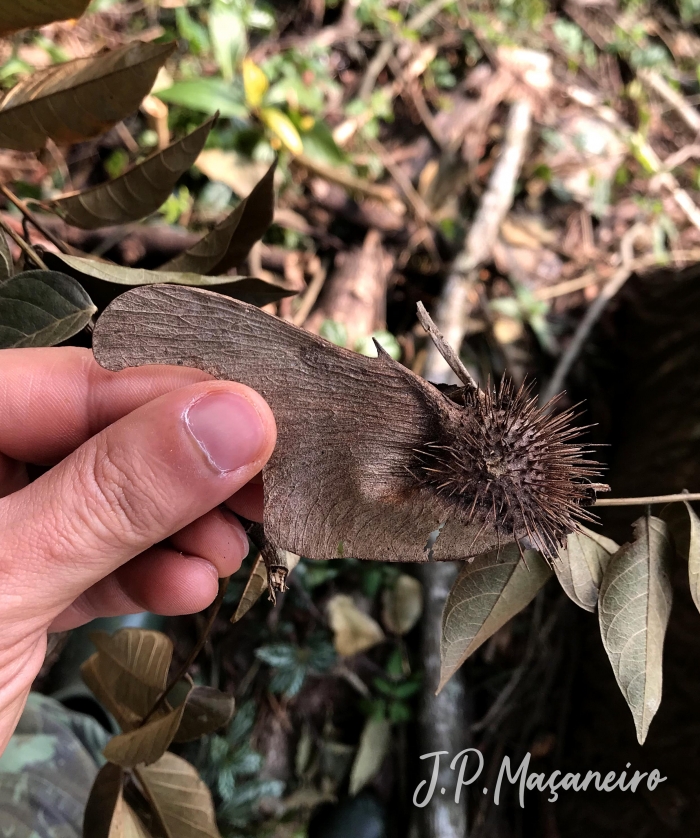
0,346,277,755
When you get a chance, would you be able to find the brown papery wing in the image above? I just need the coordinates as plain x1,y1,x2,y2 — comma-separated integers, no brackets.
92,285,510,561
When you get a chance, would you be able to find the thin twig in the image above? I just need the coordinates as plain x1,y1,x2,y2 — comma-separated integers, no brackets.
595,492,700,507
293,154,400,204
365,135,432,223
292,258,328,326
0,215,48,270
140,576,230,726
0,185,70,254
417,301,478,390
357,0,454,101
534,249,700,301
541,223,646,404
359,40,395,102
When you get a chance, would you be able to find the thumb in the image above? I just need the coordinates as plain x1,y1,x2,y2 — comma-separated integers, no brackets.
0,381,276,623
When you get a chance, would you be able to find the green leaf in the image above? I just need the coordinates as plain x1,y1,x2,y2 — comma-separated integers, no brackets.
156,78,247,119
161,160,276,275
103,687,192,768
319,318,347,347
439,545,552,691
209,1,246,82
51,116,215,229
0,41,175,152
662,500,700,615
228,701,256,746
0,269,95,348
260,107,304,155
83,762,151,838
270,664,307,697
598,514,673,744
175,7,210,56
388,700,411,723
44,252,296,308
349,717,391,796
0,230,13,279
135,752,222,838
255,644,297,668
554,525,619,612
0,0,91,35
300,119,347,166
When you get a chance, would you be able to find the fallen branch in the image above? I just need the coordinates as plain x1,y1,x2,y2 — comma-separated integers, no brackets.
415,560,470,838
304,228,391,345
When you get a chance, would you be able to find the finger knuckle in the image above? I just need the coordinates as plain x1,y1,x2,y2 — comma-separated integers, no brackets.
78,437,168,546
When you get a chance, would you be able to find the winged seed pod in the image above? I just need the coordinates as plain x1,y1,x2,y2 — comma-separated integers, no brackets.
92,286,605,563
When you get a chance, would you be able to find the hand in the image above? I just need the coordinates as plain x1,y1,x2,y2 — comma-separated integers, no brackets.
0,346,276,753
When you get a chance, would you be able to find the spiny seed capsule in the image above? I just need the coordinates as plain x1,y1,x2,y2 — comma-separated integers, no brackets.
416,378,604,561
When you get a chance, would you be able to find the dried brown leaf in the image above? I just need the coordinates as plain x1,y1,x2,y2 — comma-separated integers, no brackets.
135,752,222,838
81,653,143,733
91,629,173,690
231,555,268,623
599,514,673,744
0,41,175,151
327,595,385,657
52,117,214,229
439,545,552,691
81,629,173,731
83,762,152,838
554,525,619,612
174,686,235,743
161,161,276,274
103,686,192,768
